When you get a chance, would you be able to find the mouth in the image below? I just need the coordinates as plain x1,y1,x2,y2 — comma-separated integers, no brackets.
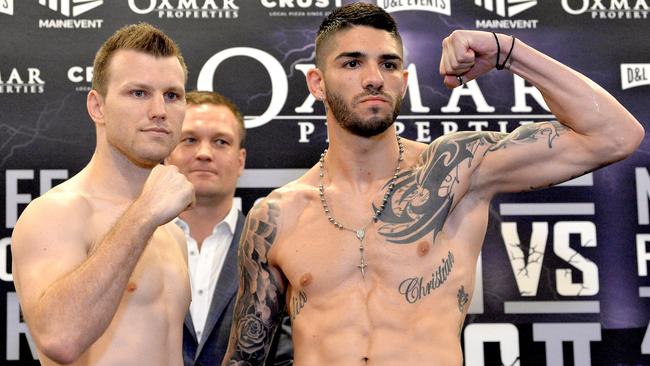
359,96,389,104
190,168,218,175
141,127,170,135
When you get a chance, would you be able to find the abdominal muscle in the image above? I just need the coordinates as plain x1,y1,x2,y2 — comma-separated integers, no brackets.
289,276,466,366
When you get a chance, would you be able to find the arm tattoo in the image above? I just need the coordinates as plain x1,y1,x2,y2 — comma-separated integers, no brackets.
377,123,568,244
377,132,504,244
227,198,284,365
487,121,568,154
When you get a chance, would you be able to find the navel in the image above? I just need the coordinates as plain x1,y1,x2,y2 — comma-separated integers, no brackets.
417,241,430,257
126,282,137,293
299,273,312,287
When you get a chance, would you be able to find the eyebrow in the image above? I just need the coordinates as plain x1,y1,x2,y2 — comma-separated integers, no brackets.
334,51,403,62
123,82,184,93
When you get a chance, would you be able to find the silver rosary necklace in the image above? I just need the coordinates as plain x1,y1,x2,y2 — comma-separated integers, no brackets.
318,136,404,278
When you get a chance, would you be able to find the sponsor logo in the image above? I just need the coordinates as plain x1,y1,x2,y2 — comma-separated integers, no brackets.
475,0,537,17
378,0,451,15
128,0,239,19
197,47,554,141
38,0,104,29
39,0,103,17
474,0,539,29
262,0,341,17
621,64,650,90
0,67,45,94
68,66,93,92
561,0,648,19
1,0,14,15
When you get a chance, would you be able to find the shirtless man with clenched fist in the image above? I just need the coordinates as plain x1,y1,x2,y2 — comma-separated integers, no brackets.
11,23,194,366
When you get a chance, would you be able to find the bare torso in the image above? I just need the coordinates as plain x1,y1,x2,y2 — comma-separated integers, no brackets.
32,175,191,366
268,138,489,366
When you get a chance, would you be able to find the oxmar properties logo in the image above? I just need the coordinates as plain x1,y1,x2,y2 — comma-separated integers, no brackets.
0,67,45,94
379,0,451,15
562,0,648,19
38,0,104,29
474,0,539,29
128,0,239,19
1,0,13,15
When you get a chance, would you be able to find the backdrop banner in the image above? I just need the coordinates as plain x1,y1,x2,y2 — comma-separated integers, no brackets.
1,0,649,364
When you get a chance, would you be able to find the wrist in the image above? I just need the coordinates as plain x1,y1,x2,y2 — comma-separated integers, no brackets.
492,32,516,70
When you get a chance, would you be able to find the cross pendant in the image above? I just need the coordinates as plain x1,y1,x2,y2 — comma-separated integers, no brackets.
356,229,367,278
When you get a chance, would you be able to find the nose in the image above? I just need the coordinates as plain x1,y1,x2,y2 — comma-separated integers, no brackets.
195,140,213,161
362,63,384,93
148,93,167,121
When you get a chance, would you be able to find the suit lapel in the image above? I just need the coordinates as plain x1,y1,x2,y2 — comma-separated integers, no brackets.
195,211,245,357
184,311,196,340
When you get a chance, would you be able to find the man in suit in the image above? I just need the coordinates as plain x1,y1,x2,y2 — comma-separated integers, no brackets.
166,91,291,366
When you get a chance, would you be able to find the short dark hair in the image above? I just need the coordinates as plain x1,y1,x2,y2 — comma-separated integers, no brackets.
92,22,187,96
315,3,402,68
185,91,246,148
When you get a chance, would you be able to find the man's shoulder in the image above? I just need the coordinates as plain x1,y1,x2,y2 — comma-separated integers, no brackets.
17,181,92,226
266,173,318,209
12,178,94,254
244,179,315,233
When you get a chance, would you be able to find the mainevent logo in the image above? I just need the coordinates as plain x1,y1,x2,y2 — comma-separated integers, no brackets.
561,0,648,19
128,0,239,19
474,0,539,29
621,64,650,90
379,0,451,16
39,0,103,16
475,0,537,17
0,67,45,94
1,0,13,15
38,0,104,29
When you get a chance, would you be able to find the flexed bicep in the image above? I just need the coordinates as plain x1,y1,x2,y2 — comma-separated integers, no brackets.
474,120,599,194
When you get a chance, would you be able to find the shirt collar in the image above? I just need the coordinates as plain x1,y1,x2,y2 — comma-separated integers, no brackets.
217,204,239,236
174,204,239,237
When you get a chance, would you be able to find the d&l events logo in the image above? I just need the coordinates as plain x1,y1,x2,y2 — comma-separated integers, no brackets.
0,0,13,15
378,0,451,15
621,64,650,90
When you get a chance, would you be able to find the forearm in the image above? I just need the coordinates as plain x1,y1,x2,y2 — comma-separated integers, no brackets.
222,296,285,366
30,202,158,358
223,194,286,365
503,34,643,152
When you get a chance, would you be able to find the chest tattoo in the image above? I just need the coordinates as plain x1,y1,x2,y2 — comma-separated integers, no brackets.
398,251,455,304
377,132,504,244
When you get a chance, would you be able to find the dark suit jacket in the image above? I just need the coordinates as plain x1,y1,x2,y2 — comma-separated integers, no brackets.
182,211,245,366
182,211,293,366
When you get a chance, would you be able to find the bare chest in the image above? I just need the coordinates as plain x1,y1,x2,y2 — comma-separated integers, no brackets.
275,207,465,306
89,209,189,305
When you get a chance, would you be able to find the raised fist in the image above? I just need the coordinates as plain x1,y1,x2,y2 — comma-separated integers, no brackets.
439,30,513,89
137,164,195,226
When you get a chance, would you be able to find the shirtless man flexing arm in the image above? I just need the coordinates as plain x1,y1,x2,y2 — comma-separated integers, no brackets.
11,23,194,365
222,3,644,366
